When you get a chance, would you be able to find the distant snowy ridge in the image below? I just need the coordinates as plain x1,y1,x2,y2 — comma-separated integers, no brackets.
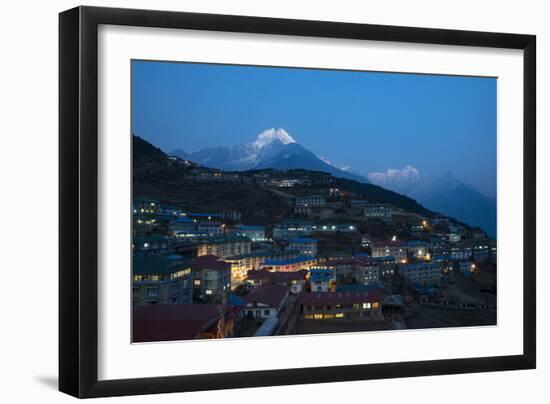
252,128,296,149
368,165,421,190
368,166,496,237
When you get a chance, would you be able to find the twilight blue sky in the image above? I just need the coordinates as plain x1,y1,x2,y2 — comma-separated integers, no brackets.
132,60,497,197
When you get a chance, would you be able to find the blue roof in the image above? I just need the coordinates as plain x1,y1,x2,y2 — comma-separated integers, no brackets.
407,240,429,247
236,225,265,230
172,217,193,223
336,284,380,292
371,255,396,262
190,212,222,217
309,268,334,282
401,262,441,271
288,237,317,243
227,294,245,306
263,256,315,266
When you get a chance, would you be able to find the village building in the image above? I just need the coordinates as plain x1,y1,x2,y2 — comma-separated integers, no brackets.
260,256,318,272
222,210,242,222
295,194,326,208
191,255,232,303
407,240,431,260
309,268,336,292
246,269,308,294
458,261,476,274
230,225,266,242
312,223,358,233
133,304,234,342
355,261,381,285
132,234,169,256
287,237,318,256
187,212,223,223
272,219,313,239
400,261,443,286
132,255,192,306
169,216,200,238
449,244,473,260
301,291,384,321
133,198,160,214
371,240,407,263
243,283,290,318
363,203,394,220
294,204,311,216
197,235,251,258
268,178,303,188
448,233,461,243
350,200,373,208
197,221,224,237
319,258,357,280
225,250,302,288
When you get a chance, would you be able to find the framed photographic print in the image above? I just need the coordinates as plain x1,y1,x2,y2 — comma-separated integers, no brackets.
59,6,536,398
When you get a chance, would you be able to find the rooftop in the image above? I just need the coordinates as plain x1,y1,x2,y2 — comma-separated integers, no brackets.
288,237,317,244
244,283,289,307
193,255,231,271
226,249,300,261
247,269,308,282
262,256,317,266
199,235,252,244
234,225,265,231
133,304,226,342
371,240,406,248
133,255,191,275
309,268,335,282
301,290,383,305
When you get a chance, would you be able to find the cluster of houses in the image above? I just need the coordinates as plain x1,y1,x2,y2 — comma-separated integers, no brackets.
132,195,496,342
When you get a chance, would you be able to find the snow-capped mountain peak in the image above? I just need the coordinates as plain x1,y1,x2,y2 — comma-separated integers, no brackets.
367,165,421,194
252,128,296,150
368,165,421,186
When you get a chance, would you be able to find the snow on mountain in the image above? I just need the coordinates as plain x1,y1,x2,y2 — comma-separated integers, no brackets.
368,166,496,237
368,165,421,193
252,128,296,149
170,128,367,182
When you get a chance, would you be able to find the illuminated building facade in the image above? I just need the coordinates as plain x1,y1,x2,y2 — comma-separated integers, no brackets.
197,235,251,258
132,255,192,306
301,291,384,320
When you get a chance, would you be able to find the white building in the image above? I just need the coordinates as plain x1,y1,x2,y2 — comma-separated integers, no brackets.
243,283,289,319
364,203,394,219
400,262,442,286
287,237,318,256
295,195,326,208
230,225,266,242
371,240,407,263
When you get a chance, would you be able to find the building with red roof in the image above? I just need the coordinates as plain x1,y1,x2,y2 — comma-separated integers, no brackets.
301,290,384,321
132,304,234,342
243,283,289,319
246,269,307,293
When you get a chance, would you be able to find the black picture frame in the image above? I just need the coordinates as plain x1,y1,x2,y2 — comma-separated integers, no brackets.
59,5,536,398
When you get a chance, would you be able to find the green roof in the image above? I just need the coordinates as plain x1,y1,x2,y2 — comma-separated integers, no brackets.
227,249,300,260
200,234,251,244
133,255,192,275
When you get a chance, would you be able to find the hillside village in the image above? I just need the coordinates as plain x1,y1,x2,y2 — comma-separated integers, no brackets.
132,136,497,341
